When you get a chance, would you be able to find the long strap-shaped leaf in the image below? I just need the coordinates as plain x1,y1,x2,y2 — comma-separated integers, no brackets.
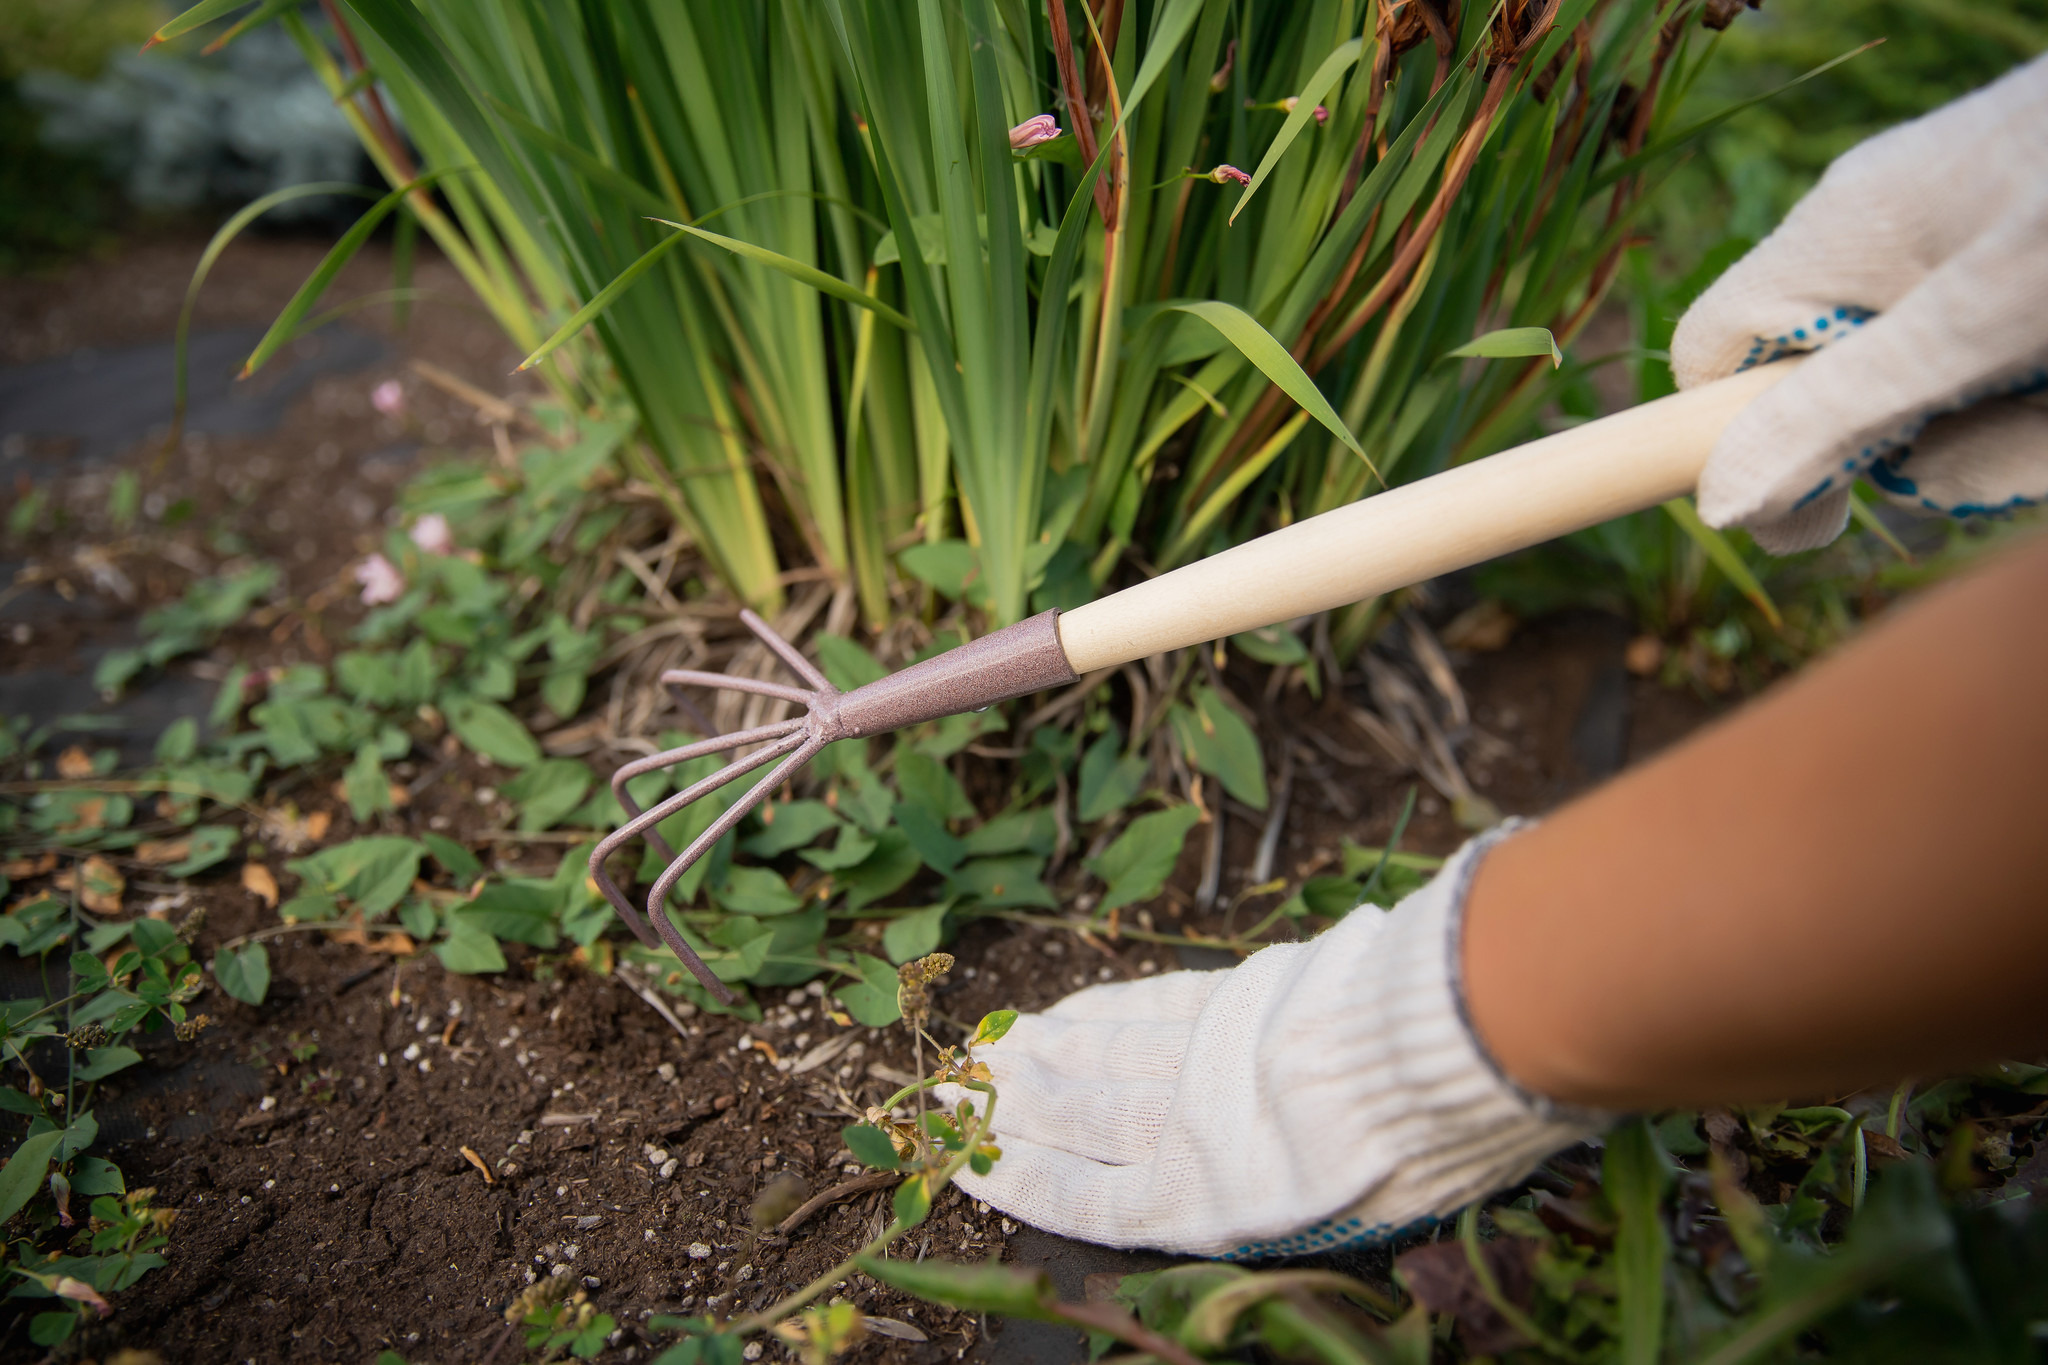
168,181,376,449
241,168,468,378
660,222,914,331
149,0,250,46
1229,37,1363,225
1164,301,1373,473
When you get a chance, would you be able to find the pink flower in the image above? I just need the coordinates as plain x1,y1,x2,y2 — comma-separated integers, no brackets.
1207,164,1251,186
409,512,453,555
371,379,406,416
1008,114,1062,151
1313,104,1329,124
52,1277,108,1317
1277,96,1330,124
354,553,405,605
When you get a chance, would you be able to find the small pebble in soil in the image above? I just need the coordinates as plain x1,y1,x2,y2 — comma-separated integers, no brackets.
659,1159,679,1180
743,1345,762,1361
1002,1219,1017,1234
259,1095,276,1112
518,1130,534,1145
657,1063,676,1081
402,1043,421,1061
583,1276,601,1290
557,1186,569,1197
645,1230,657,1242
688,1243,712,1260
377,1053,387,1067
735,1266,753,1282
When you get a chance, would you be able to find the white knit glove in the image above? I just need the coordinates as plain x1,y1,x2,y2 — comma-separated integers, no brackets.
946,830,1605,1259
1671,54,2048,554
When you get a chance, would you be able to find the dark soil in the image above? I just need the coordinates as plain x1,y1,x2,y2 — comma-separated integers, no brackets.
2,231,1732,1364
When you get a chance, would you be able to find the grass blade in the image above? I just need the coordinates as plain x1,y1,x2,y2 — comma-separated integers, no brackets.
1165,301,1373,474
1662,496,1783,629
1443,327,1562,367
1605,1118,1673,1365
1229,38,1362,225
514,232,693,373
148,0,252,46
1848,484,1915,564
170,181,375,451
1593,41,1884,192
201,0,294,54
653,222,914,330
241,168,467,378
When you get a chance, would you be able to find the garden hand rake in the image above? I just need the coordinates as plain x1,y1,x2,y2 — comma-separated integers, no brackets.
598,363,1799,1002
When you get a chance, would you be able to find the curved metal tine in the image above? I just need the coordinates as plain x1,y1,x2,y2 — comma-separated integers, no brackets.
634,731,816,1000
739,607,834,693
644,734,824,984
612,720,806,864
588,729,807,953
659,669,817,709
659,681,719,743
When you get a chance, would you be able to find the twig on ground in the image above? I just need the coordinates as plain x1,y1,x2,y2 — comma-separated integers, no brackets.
775,1171,898,1236
1251,743,1296,885
614,963,698,1043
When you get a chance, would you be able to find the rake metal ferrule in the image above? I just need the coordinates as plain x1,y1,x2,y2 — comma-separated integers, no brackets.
592,607,1078,1003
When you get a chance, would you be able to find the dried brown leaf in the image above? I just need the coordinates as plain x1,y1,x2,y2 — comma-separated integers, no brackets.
459,1145,495,1184
134,839,192,866
56,747,95,780
77,856,124,914
241,863,280,908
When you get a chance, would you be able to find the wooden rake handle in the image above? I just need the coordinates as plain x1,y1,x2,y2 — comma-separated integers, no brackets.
1056,362,1799,674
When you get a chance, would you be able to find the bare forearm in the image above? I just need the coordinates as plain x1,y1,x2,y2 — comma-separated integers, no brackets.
1464,531,2048,1110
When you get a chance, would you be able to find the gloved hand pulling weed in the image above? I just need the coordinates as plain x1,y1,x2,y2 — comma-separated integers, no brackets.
941,829,1604,1259
1673,52,2048,552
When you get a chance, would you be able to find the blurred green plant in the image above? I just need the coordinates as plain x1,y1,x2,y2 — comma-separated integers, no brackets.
153,0,1849,650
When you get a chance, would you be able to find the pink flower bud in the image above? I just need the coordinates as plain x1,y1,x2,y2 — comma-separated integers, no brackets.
1008,114,1062,151
354,553,405,606
409,512,453,556
1209,39,1236,93
371,379,406,417
1207,164,1251,186
53,1277,108,1317
1313,104,1329,124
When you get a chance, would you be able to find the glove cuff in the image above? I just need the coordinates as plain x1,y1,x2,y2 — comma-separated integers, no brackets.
1444,821,1609,1130
1228,822,1610,1260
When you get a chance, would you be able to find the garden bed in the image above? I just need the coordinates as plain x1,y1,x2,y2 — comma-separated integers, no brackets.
10,229,2042,1365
